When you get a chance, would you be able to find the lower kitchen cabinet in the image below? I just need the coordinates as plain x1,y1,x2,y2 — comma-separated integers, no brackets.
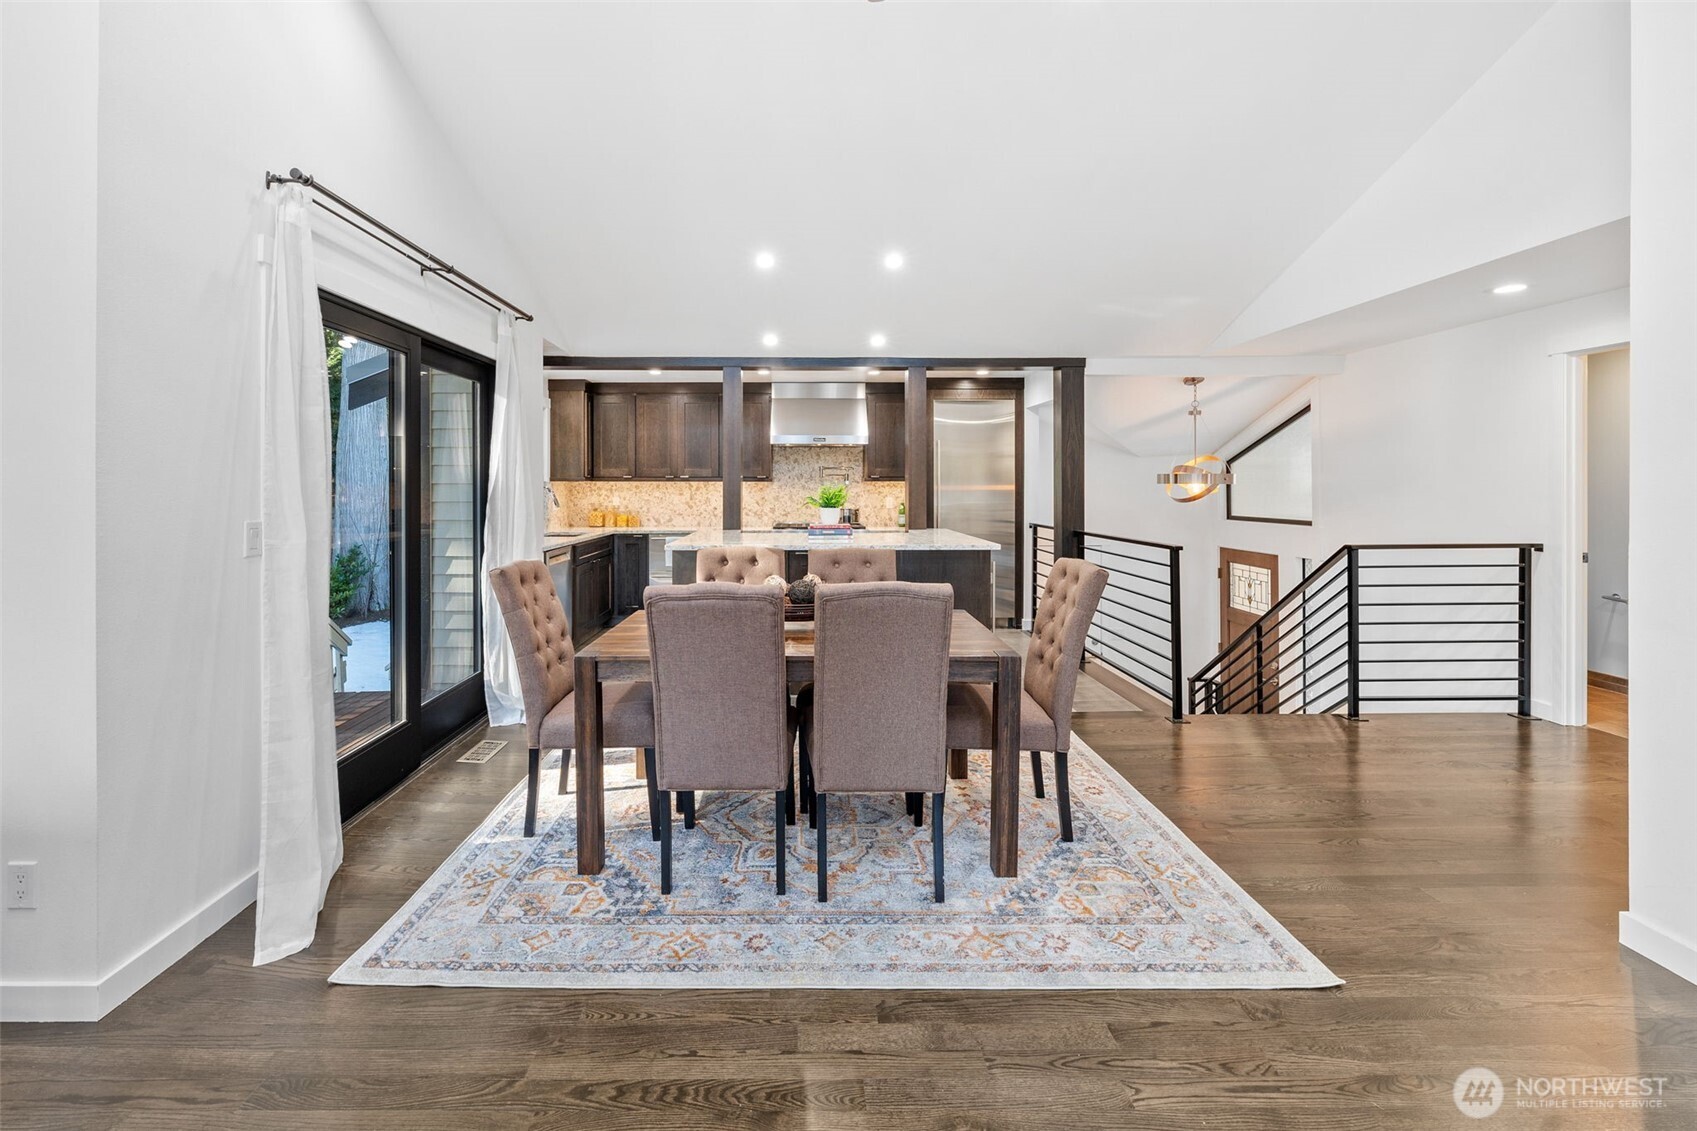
570,537,615,647
614,534,647,615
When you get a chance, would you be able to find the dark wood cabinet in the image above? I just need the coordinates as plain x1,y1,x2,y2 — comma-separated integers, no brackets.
590,393,636,479
742,392,772,480
613,534,647,616
570,537,616,647
865,390,906,480
633,394,679,478
548,381,589,481
678,393,721,479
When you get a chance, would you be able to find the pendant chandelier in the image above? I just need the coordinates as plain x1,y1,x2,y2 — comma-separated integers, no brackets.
1156,377,1233,503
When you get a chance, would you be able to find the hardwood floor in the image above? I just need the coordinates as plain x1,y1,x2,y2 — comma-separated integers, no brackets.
1589,683,1630,739
5,712,1694,1129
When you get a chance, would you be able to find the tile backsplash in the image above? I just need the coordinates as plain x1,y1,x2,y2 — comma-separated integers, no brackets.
549,446,906,530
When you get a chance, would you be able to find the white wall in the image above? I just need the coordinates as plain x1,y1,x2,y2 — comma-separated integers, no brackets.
1086,288,1629,721
1621,0,1697,986
1585,348,1629,679
1,0,553,1021
0,1,103,1011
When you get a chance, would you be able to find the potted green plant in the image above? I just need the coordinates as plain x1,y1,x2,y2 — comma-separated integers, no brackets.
804,483,848,525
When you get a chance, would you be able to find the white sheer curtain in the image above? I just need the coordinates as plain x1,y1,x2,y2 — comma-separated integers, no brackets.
255,185,343,965
481,312,547,724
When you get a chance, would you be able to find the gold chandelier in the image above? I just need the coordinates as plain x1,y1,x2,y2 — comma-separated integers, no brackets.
1156,377,1233,503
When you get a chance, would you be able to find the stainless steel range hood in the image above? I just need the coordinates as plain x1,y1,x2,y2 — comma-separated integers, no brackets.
769,382,869,445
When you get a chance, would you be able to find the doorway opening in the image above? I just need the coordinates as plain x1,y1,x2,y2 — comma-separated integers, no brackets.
1585,346,1629,738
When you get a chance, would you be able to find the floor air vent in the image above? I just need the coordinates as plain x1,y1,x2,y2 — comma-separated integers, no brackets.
457,740,507,764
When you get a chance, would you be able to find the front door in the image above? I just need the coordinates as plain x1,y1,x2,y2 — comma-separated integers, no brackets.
1219,548,1280,712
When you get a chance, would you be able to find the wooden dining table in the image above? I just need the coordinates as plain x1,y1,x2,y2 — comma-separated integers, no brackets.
572,609,1026,877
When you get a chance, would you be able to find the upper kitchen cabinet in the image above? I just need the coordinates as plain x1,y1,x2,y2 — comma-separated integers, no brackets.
632,391,720,480
590,391,636,479
742,390,772,480
864,388,906,480
548,381,589,481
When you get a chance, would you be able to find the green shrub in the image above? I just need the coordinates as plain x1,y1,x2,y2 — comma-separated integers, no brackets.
330,544,375,619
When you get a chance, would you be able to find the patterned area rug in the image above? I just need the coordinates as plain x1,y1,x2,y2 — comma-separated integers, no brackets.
331,738,1339,990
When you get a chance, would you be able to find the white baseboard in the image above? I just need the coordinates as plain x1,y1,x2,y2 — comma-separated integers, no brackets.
1,870,256,1022
1620,911,1697,986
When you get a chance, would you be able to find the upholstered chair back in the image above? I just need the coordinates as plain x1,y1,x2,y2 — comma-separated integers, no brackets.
489,560,575,749
1025,558,1109,743
807,547,898,583
645,583,790,792
695,545,786,584
810,581,953,793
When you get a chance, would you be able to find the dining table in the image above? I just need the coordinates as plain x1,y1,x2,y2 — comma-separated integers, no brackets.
572,609,1026,877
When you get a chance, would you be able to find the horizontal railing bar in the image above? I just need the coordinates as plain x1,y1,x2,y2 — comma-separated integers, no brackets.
1095,590,1173,625
1092,561,1173,587
1077,529,1183,553
1358,676,1518,683
1358,601,1521,607
1361,638,1517,645
1359,561,1522,569
1099,573,1174,600
1353,543,1544,551
1358,655,1516,663
1080,539,1172,566
1089,607,1173,646
1086,640,1170,682
1277,663,1348,712
1087,623,1170,661
1358,581,1520,588
1359,694,1520,701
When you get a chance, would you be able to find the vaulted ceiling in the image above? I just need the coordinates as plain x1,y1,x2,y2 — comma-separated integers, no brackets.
367,1,1576,360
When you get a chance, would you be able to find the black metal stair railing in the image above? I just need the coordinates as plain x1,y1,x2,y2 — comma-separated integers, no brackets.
1031,524,1184,721
1189,543,1543,717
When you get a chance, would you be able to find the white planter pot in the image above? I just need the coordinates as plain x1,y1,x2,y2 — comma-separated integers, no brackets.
818,508,841,525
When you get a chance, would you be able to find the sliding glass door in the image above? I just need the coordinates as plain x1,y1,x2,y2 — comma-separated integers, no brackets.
322,296,493,818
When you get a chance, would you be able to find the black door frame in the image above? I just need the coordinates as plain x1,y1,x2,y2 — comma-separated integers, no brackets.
321,293,495,819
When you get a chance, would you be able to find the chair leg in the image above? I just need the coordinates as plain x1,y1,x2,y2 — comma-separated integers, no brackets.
799,731,813,816
1055,750,1074,842
658,790,673,894
815,791,828,902
523,747,541,837
948,748,969,779
643,748,661,842
559,746,571,793
1031,750,1045,799
774,791,787,895
784,771,796,827
907,791,924,827
681,790,696,830
932,787,945,903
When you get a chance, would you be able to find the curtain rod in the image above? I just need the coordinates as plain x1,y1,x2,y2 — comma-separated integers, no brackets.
265,167,535,323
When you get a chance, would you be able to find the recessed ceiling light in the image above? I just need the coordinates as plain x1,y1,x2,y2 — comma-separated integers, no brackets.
882,250,905,271
869,332,888,349
648,368,662,376
977,368,990,376
1492,282,1528,295
757,368,770,376
753,250,776,271
761,332,779,348
867,368,880,377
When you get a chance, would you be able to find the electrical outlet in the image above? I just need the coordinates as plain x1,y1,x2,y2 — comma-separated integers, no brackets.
8,862,36,910
243,520,263,558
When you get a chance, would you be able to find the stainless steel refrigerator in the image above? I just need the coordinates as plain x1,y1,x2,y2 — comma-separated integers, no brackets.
933,398,1018,625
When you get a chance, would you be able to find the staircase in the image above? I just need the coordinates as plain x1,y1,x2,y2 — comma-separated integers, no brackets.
1189,543,1542,718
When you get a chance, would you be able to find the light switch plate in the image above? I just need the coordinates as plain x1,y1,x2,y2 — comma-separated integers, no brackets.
243,521,263,558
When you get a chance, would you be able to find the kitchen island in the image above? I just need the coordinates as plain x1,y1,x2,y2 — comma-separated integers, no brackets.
668,528,1002,626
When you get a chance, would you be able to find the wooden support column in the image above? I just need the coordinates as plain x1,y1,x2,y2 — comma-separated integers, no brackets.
905,366,930,529
1053,365,1085,559
721,365,743,529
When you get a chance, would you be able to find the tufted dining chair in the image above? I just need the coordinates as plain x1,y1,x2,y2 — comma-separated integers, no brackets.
645,583,796,895
805,581,954,902
695,545,786,584
945,557,1108,842
489,561,658,838
807,547,897,583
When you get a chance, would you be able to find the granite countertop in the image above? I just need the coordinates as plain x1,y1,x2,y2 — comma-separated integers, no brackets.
542,528,695,553
668,528,1000,551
